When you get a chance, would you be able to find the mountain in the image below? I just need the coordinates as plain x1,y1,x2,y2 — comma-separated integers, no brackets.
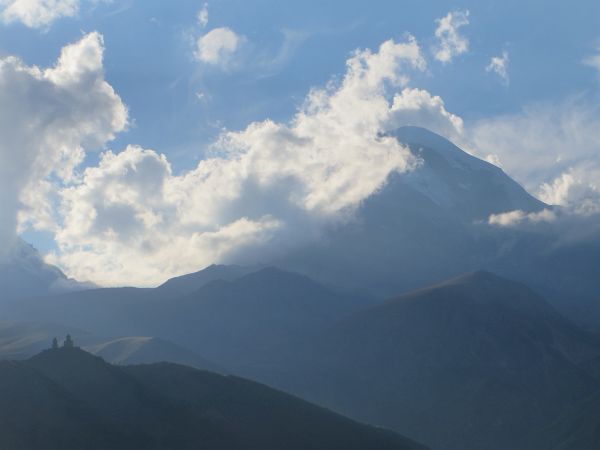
259,271,600,450
153,267,374,367
0,239,91,302
156,264,257,297
389,126,545,220
0,347,427,450
4,263,257,337
262,126,600,330
273,126,546,296
7,267,374,369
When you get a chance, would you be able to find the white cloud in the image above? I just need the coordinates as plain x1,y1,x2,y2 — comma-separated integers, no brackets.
432,9,470,63
486,51,509,84
197,2,208,27
538,171,600,215
388,87,464,138
194,27,243,67
49,36,434,286
0,32,127,257
0,0,79,28
488,209,556,227
467,97,600,212
583,45,600,75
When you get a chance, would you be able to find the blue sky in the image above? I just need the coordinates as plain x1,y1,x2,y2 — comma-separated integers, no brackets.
3,0,599,170
2,0,600,285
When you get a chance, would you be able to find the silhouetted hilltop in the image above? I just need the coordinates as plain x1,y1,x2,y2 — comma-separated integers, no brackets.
0,347,427,450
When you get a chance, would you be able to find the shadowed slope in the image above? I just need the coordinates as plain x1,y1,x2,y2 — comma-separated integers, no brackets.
264,271,600,450
0,347,428,450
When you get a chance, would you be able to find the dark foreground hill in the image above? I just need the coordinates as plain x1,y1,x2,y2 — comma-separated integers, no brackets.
0,347,426,450
259,271,600,450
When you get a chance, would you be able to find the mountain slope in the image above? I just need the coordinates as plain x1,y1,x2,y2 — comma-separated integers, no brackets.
0,359,121,450
5,263,255,336
9,267,374,369
0,239,90,302
144,267,375,367
86,336,221,372
262,271,600,450
7,347,426,450
156,264,255,297
525,389,600,450
390,126,545,219
274,127,547,296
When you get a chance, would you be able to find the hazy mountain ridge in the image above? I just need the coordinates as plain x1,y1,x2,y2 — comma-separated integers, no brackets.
252,271,600,450
4,127,600,450
8,127,600,328
3,266,376,368
270,127,600,329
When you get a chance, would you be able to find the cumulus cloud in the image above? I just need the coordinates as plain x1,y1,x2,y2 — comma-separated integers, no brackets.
486,51,509,84
0,0,79,28
467,97,600,212
0,32,127,257
48,36,434,286
197,2,208,27
194,27,244,67
387,87,464,138
538,170,600,215
432,9,470,63
488,209,556,227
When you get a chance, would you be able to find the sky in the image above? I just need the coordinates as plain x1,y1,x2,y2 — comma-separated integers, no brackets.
1,0,600,286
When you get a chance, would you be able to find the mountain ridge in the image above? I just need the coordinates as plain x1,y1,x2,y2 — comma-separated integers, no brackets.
0,347,428,450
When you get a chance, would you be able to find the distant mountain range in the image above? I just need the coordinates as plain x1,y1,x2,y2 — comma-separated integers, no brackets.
4,267,374,368
6,127,600,328
0,347,426,450
4,265,600,449
3,126,600,449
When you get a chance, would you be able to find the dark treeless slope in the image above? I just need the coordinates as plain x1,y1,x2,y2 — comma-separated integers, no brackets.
525,389,600,450
262,271,600,450
151,267,374,367
3,347,427,450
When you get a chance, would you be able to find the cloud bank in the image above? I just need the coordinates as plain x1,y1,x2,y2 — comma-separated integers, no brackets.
0,32,126,260
42,35,446,286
